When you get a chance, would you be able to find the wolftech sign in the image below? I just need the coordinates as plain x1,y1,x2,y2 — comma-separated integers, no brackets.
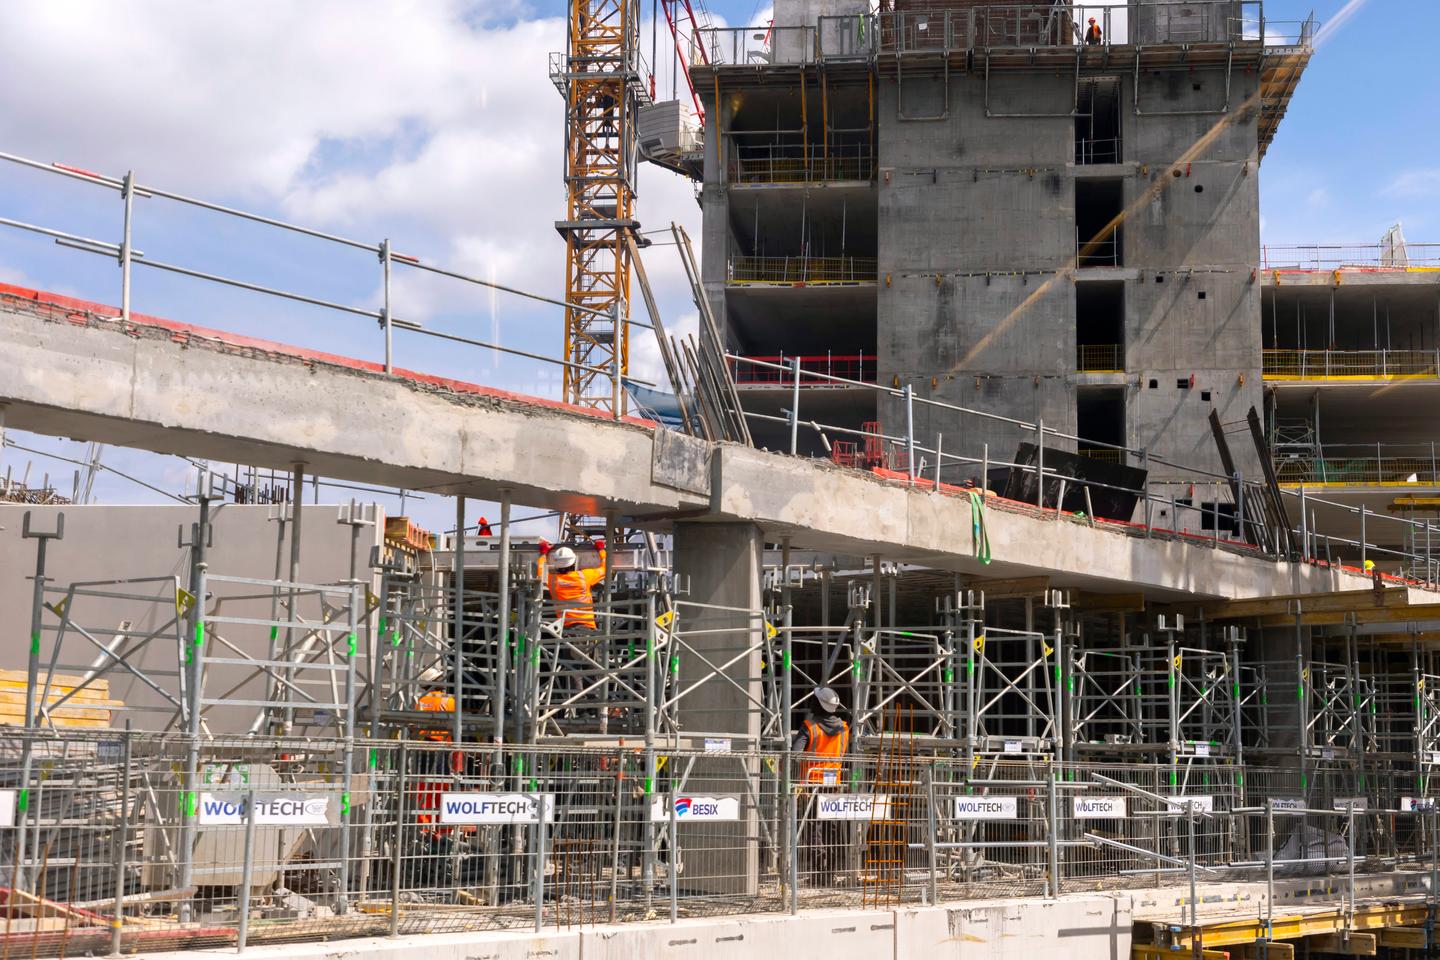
816,794,891,820
954,796,1018,820
439,793,555,825
1072,796,1127,819
649,795,741,822
197,793,332,826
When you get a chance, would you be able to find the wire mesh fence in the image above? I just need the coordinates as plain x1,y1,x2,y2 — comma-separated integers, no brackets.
0,733,1436,955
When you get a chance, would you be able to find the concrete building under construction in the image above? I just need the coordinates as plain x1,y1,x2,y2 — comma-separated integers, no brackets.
6,2,1440,959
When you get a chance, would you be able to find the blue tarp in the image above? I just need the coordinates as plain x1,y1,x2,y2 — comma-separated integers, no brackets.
622,378,687,430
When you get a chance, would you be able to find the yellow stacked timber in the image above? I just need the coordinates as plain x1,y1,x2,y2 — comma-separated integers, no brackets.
0,669,121,728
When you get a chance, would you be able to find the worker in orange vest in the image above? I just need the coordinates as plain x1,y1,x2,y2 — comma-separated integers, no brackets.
537,538,608,634
416,688,456,741
794,686,849,784
793,686,850,887
1084,17,1103,45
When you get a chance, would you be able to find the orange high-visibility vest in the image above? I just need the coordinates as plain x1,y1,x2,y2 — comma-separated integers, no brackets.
800,719,849,784
541,549,607,629
416,689,455,742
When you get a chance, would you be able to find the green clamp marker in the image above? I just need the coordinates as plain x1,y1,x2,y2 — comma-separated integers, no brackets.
341,792,351,816
782,650,791,671
184,791,198,817
29,631,40,656
16,788,28,813
943,668,954,683
644,776,653,795
345,633,357,656
369,749,378,770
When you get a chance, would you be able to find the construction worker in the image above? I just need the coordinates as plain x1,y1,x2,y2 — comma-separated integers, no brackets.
1084,17,1103,45
793,686,850,887
412,688,464,840
537,537,608,635
416,688,455,742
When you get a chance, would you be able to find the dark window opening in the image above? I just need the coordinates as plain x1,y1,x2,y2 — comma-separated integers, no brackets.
1176,379,1190,389
1201,390,1212,402
1075,78,1121,164
1197,291,1207,300
1076,179,1124,267
1075,281,1124,371
1148,378,1159,389
1077,387,1126,462
1197,500,1239,534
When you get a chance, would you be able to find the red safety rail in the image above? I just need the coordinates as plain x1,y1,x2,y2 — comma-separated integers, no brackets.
730,353,874,385
832,421,907,471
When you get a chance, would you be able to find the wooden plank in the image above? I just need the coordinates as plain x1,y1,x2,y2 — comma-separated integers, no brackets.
1234,940,1295,960
1205,587,1410,620
969,575,1050,599
1134,947,1230,960
0,690,120,706
1072,592,1146,614
1307,932,1376,955
0,669,108,696
1377,927,1428,950
1257,604,1440,627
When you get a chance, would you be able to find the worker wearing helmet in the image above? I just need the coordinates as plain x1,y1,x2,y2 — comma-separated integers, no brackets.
538,538,608,634
793,686,849,784
1084,17,1103,44
793,686,850,887
416,688,456,742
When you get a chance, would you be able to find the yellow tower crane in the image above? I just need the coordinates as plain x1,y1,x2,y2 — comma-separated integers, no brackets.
551,0,646,414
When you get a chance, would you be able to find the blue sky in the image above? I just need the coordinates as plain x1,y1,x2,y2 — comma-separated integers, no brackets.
0,0,1434,535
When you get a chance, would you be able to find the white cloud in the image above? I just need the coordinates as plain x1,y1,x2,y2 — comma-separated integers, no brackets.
1383,169,1440,199
1306,186,1329,208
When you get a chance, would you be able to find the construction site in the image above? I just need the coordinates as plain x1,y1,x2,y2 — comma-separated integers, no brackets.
4,2,1440,959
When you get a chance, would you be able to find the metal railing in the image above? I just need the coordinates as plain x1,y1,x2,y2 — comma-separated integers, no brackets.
696,5,1315,66
1262,243,1440,272
726,353,1440,585
1264,349,1440,380
1077,230,1121,268
728,256,877,285
0,148,653,421
0,732,1435,955
732,149,876,184
731,353,874,386
1076,343,1123,372
1076,136,1122,165
1275,444,1440,487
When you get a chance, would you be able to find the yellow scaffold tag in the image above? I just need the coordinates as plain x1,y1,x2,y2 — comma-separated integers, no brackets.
656,609,676,630
973,634,985,653
1173,655,1183,670
764,620,778,640
175,589,196,615
47,598,68,618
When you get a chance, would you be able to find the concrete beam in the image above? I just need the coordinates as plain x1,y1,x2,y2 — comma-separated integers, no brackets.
0,285,1432,607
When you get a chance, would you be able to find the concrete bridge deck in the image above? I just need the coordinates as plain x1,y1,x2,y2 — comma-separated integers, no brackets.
0,282,1418,605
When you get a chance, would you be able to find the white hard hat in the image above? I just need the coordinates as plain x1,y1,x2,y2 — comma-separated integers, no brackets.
814,686,841,714
550,546,577,570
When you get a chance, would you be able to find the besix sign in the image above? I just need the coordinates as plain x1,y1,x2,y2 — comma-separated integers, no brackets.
438,793,556,825
649,794,741,822
197,793,332,826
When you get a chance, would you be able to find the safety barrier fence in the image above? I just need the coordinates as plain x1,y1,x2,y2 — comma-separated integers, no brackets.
726,353,1440,585
1076,343,1124,372
0,733,1436,955
1262,243,1440,272
730,353,874,386
1274,444,1440,487
1263,348,1440,380
698,4,1312,65
728,256,877,284
731,151,876,185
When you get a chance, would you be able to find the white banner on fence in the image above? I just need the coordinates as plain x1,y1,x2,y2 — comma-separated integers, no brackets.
1332,797,1369,812
1401,797,1436,813
439,793,555,825
1164,795,1215,814
649,795,741,822
1072,796,1127,819
0,790,13,826
1270,797,1306,814
954,796,1018,820
703,738,732,754
816,794,891,820
197,793,332,826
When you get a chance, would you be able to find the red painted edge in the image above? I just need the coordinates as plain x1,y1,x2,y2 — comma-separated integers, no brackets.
0,282,657,428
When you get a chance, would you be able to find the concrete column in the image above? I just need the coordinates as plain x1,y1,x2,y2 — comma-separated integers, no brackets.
670,521,764,897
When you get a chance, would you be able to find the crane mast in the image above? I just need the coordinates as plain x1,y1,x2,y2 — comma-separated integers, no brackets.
552,0,644,413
